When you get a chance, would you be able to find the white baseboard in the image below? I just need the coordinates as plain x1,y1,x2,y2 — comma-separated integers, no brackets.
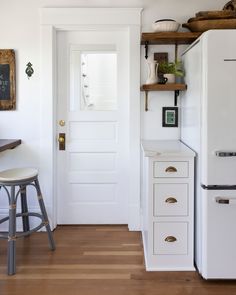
128,204,141,231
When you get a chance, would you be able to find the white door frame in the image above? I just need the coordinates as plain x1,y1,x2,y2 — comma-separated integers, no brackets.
40,8,142,230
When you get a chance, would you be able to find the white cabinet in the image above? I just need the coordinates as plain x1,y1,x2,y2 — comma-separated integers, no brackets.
141,140,195,271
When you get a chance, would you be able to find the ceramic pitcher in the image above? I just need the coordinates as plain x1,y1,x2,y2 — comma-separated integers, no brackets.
146,60,158,84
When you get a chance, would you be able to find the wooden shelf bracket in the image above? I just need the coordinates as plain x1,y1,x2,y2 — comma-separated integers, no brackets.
174,90,180,106
141,83,187,111
145,91,148,111
145,41,149,59
144,89,180,111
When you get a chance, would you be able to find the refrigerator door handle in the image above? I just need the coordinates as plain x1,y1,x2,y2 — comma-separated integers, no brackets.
215,197,236,205
215,151,236,157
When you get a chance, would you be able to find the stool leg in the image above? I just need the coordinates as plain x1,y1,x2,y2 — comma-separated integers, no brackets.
8,185,16,275
20,185,30,233
34,178,55,250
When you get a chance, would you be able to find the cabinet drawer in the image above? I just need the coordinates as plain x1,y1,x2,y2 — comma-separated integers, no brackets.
153,161,188,178
153,183,188,216
153,222,188,255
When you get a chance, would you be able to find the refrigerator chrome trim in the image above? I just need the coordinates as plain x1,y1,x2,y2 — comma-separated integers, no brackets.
182,39,200,56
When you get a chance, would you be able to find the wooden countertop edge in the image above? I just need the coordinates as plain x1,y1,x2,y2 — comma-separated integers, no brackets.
0,139,22,152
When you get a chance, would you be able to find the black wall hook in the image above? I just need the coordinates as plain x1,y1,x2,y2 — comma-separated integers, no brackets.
25,62,34,79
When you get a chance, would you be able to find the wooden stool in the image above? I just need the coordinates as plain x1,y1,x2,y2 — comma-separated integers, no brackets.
0,168,55,275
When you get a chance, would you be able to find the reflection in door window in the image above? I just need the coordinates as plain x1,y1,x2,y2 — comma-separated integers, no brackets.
80,52,117,111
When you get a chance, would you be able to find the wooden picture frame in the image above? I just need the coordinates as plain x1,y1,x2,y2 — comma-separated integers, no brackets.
162,107,178,127
154,52,168,79
0,50,16,110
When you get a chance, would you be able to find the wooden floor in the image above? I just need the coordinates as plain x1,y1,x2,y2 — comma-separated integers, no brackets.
0,225,236,295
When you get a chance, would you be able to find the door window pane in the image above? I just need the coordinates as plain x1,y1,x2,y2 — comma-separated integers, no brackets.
80,52,117,111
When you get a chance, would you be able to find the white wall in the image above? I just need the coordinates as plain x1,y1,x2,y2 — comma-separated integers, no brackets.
140,0,227,140
0,0,227,221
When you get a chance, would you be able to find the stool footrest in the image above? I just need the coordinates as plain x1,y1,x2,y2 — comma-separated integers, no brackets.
0,212,46,240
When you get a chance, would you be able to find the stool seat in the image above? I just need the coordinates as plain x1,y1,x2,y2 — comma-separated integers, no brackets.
0,168,38,183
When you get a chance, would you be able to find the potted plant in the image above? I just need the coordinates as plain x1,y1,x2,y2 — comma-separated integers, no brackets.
158,60,184,83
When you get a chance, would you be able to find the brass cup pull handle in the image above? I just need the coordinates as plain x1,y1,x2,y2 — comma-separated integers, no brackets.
165,166,177,173
58,137,65,143
165,236,177,243
165,197,178,203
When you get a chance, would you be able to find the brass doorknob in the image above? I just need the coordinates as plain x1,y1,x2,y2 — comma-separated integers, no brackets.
58,136,65,143
58,133,66,150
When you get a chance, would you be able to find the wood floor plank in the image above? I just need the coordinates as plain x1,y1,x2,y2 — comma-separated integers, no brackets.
0,273,131,280
83,251,143,256
13,264,143,270
1,225,236,295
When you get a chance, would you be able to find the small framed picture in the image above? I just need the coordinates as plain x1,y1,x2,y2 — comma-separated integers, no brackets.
162,107,178,127
0,49,16,110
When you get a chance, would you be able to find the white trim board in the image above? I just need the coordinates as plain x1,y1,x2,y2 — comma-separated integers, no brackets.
40,8,142,26
40,8,142,230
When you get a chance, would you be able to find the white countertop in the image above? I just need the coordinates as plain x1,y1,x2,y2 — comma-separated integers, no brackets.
141,140,195,158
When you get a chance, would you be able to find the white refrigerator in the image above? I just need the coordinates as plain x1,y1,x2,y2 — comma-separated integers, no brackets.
181,30,236,279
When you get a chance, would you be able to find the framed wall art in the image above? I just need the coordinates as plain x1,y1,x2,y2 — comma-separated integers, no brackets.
162,107,178,127
0,49,16,110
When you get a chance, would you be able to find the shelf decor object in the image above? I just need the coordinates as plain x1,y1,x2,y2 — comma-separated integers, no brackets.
183,18,236,32
152,19,180,32
146,59,158,84
183,2,236,32
162,107,178,127
0,50,16,110
223,0,236,10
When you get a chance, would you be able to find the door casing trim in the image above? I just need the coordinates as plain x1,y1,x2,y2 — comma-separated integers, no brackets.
40,8,142,230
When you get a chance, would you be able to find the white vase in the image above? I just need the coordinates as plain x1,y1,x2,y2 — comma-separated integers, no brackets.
146,60,158,84
164,73,175,83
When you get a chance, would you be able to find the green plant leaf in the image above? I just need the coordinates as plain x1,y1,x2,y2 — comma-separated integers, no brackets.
158,60,184,77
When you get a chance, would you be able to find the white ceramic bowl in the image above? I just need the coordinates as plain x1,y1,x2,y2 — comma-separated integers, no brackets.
152,20,180,32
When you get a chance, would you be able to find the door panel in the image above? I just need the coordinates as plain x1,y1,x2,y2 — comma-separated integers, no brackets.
70,183,117,203
201,31,236,185
57,30,129,224
69,121,117,140
69,153,116,171
201,188,236,278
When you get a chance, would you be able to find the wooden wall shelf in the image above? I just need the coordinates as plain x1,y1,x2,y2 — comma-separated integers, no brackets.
141,32,202,45
141,83,187,111
141,83,187,91
141,31,202,59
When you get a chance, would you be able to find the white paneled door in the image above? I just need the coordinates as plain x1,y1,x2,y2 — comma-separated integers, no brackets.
56,30,129,224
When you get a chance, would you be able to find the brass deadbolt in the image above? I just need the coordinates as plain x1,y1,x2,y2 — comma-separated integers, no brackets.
59,120,66,127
